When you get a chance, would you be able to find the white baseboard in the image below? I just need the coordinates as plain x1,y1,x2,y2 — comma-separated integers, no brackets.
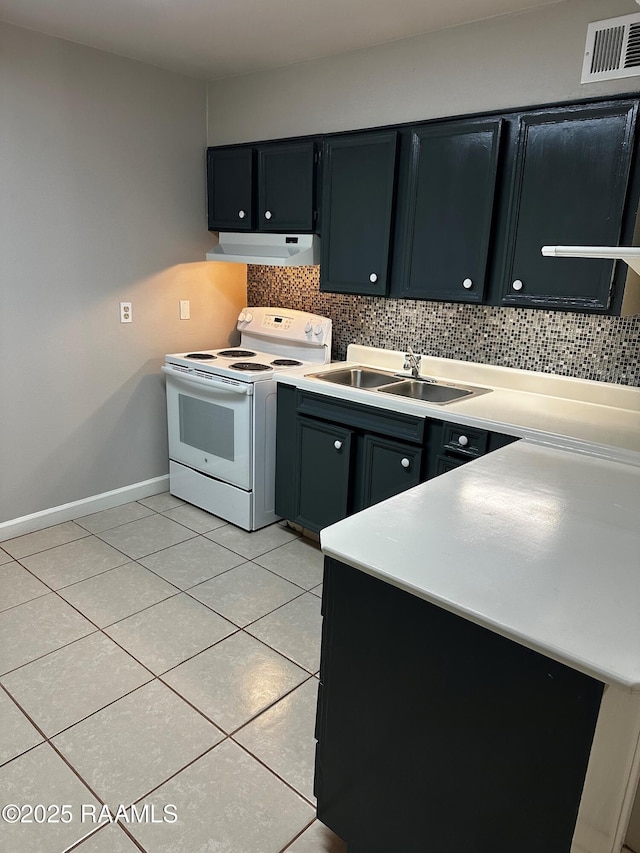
0,476,170,542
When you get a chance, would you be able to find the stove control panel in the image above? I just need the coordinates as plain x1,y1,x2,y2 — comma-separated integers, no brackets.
262,314,293,331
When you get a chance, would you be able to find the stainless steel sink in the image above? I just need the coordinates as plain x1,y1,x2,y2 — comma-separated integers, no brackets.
377,379,491,404
307,365,491,405
308,367,399,389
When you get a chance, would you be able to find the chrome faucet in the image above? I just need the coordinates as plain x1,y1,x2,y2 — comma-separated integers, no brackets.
403,346,422,378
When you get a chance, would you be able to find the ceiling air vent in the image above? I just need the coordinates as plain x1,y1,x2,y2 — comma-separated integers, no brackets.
582,12,640,83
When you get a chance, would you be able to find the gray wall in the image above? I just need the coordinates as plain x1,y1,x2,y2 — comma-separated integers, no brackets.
207,0,640,144
0,23,246,523
210,0,640,391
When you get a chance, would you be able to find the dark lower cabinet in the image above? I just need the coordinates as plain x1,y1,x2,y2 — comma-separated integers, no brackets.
274,384,519,533
315,558,604,853
354,434,422,510
294,417,353,531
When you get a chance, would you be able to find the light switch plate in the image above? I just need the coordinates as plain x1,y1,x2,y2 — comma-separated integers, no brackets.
180,300,190,320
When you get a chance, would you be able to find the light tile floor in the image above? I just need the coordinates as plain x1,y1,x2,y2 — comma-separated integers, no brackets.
0,495,347,853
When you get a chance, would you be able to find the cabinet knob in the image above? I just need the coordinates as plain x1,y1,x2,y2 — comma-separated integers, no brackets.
238,209,246,219
369,273,378,283
264,210,272,220
458,435,469,447
462,278,473,289
401,458,410,469
512,279,523,291
334,440,343,451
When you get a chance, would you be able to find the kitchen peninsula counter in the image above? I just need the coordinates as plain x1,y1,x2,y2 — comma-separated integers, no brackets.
279,347,640,853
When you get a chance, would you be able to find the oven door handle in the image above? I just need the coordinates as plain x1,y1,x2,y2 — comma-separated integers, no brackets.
161,365,253,395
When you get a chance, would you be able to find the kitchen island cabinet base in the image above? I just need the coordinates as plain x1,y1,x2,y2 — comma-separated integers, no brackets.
315,558,605,853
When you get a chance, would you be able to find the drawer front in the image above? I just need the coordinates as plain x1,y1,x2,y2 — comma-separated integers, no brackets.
297,389,425,444
442,422,488,457
435,454,469,476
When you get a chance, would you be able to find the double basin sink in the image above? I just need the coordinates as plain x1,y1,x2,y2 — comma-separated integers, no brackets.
307,367,491,405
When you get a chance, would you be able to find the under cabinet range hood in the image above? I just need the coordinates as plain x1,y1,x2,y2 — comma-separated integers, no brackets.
541,245,640,275
206,232,320,266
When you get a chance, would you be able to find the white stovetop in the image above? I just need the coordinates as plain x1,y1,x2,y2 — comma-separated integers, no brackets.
275,345,640,689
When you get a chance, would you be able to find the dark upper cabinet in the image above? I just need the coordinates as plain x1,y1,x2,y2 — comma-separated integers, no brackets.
499,101,638,311
393,118,503,303
320,131,398,295
206,147,254,231
257,141,316,232
207,140,316,232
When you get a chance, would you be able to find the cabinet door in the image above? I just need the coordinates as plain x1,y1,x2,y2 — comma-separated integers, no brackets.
207,147,254,230
257,142,316,232
356,434,422,511
294,417,353,532
501,102,637,310
397,119,503,302
320,131,398,295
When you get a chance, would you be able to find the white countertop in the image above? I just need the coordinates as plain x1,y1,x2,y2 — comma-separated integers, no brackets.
275,345,640,689
321,441,640,690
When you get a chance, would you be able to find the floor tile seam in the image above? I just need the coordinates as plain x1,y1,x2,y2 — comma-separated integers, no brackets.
227,673,318,743
61,821,148,853
0,682,47,769
66,584,185,629
0,528,93,559
154,671,235,734
157,508,230,535
239,586,311,630
240,629,318,676
203,529,302,562
229,672,317,741
141,549,251,592
0,603,159,692
0,623,102,680
227,736,317,808
0,682,111,816
277,817,318,852
124,738,229,806
92,527,200,561
134,624,242,678
0,542,134,613
23,554,139,595
180,573,307,629
250,559,319,593
72,501,161,535
179,586,249,626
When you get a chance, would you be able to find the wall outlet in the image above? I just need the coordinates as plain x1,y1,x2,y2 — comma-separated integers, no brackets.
180,299,190,320
120,302,132,323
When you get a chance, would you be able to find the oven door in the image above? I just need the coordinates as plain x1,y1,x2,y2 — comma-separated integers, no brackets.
162,366,253,490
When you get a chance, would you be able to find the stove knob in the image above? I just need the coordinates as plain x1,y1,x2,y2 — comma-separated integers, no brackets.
244,312,253,323
238,312,247,323
314,325,323,336
304,322,313,333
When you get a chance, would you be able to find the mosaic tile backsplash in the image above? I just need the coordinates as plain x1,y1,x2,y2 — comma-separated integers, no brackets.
248,266,640,387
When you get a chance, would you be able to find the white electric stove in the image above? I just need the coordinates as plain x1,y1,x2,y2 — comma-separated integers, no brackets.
162,307,332,530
